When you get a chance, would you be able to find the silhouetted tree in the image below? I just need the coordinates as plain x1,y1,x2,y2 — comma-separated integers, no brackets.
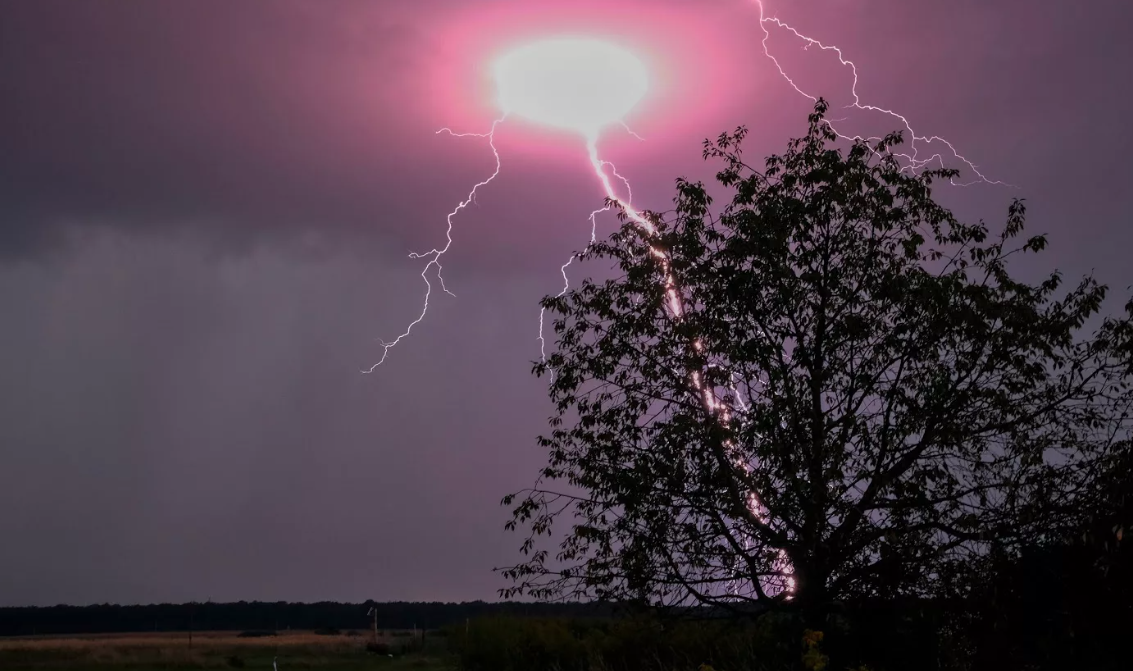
502,101,1133,626
1080,433,1132,572
956,433,1133,669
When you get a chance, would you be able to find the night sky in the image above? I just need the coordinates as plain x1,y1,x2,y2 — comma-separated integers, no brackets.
1,0,1130,607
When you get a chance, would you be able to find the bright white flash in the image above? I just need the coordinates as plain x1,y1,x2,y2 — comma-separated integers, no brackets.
493,38,649,139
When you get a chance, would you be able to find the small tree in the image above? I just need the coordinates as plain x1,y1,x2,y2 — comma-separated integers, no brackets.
501,101,1133,622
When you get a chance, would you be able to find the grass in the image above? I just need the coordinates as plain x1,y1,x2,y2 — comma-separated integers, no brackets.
0,630,455,671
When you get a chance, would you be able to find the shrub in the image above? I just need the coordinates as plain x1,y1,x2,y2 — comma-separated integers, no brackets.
448,615,803,671
366,641,392,656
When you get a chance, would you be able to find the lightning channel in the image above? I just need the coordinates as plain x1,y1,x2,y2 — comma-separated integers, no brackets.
578,136,794,596
752,0,1011,187
363,115,507,373
619,121,647,142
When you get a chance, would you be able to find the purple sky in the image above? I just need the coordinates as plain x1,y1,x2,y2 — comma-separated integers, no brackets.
1,0,1130,607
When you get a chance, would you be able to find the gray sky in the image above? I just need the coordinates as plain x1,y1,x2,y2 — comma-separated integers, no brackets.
1,0,1130,606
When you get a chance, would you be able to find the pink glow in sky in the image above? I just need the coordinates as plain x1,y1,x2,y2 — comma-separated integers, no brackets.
369,1,749,370
368,0,1023,374
424,0,748,156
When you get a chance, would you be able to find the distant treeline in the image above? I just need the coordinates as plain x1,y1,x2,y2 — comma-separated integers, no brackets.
0,600,605,637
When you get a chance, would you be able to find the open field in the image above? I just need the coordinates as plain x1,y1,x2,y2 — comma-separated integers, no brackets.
0,630,454,671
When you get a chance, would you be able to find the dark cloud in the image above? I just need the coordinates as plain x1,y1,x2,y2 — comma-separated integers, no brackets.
0,0,435,256
0,233,550,605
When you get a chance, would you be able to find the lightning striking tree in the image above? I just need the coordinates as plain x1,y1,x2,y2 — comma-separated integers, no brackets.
501,102,1133,620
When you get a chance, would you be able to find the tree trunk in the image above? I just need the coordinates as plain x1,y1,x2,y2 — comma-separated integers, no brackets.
790,563,832,631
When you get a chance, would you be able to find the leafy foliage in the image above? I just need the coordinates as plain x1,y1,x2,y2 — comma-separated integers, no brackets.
502,100,1133,618
448,615,803,671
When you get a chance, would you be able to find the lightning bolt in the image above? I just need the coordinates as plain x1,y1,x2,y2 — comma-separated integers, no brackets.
619,120,647,143
539,145,637,364
363,115,507,373
576,134,798,597
752,0,1011,187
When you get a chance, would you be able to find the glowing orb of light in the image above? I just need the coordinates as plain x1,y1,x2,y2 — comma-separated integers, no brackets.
492,37,649,140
